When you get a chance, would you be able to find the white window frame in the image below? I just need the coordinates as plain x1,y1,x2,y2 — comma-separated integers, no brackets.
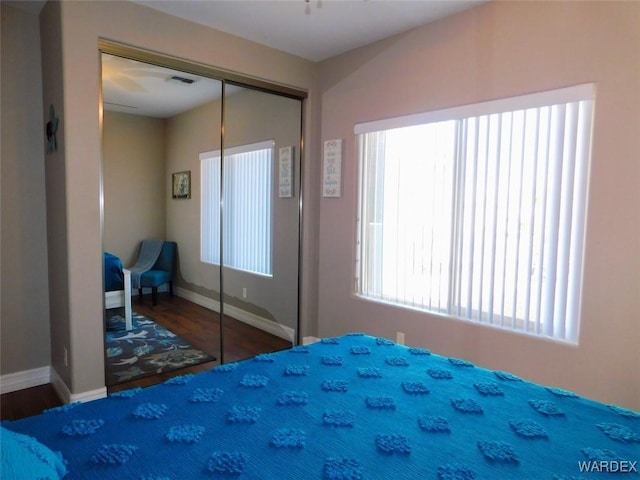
200,139,274,277
354,84,595,344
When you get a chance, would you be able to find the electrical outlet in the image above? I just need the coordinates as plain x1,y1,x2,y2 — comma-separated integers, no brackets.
64,347,68,367
396,331,405,345
242,287,247,299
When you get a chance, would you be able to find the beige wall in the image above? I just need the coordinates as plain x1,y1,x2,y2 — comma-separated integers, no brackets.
103,111,167,265
40,0,74,389
316,1,640,410
0,4,51,375
37,0,317,395
165,99,222,294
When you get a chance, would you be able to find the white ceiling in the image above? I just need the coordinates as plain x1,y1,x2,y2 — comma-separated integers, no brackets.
101,53,225,118
9,0,485,117
105,0,484,117
9,1,484,62
131,0,485,62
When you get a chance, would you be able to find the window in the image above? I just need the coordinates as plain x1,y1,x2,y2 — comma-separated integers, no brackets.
201,140,273,276
355,84,595,343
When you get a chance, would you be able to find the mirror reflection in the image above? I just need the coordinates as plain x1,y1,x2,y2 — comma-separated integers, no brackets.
221,84,301,363
101,52,301,389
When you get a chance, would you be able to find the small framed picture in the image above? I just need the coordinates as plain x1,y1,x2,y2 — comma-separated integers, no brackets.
172,170,191,199
323,139,342,197
279,146,294,198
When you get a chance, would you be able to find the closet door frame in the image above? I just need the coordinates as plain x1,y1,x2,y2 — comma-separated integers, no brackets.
98,40,307,364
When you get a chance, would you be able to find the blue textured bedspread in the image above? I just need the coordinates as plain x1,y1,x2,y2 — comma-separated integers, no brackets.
103,252,124,292
4,334,639,479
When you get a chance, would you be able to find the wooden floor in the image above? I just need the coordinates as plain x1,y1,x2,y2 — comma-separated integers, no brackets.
1,294,291,421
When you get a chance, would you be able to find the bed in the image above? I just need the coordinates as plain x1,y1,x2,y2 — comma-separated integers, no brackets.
103,252,132,331
2,334,638,479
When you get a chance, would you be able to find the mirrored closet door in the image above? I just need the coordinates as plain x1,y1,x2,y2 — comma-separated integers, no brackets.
220,84,302,362
100,43,304,385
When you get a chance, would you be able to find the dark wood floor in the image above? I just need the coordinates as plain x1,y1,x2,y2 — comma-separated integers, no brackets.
1,294,291,421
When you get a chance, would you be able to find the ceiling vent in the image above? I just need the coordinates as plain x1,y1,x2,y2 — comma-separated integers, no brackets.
168,75,196,85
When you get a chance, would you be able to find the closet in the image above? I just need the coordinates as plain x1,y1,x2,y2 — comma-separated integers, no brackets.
100,41,304,367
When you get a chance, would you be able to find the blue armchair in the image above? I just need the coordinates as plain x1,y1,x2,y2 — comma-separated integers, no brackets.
138,241,177,305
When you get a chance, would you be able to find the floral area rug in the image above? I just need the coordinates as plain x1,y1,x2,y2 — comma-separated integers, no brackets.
105,309,215,385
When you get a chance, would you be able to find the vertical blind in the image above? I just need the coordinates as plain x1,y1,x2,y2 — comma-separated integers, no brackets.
201,140,273,276
355,84,595,343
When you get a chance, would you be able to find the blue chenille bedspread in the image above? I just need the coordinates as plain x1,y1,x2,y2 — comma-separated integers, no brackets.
3,334,639,479
103,252,124,292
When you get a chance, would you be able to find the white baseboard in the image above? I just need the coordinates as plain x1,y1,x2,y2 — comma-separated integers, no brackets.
175,287,295,342
0,366,51,394
50,369,72,404
50,367,107,404
0,366,107,403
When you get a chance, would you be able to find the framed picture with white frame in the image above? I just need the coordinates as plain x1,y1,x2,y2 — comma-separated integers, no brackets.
323,139,342,197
